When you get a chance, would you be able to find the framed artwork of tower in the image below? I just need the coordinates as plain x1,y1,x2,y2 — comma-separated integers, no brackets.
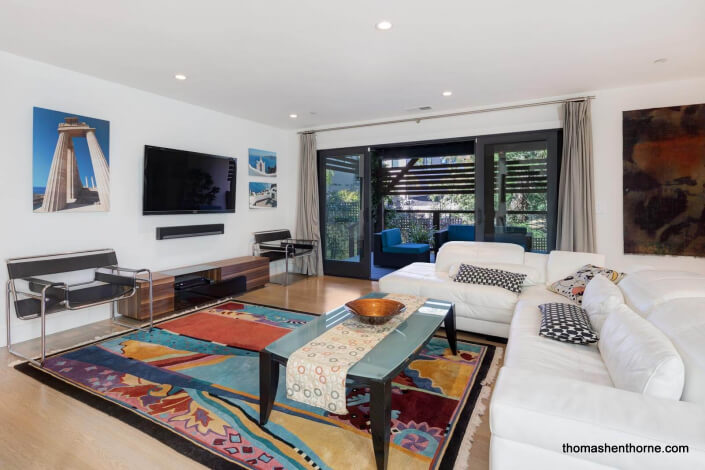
247,148,277,177
33,107,111,213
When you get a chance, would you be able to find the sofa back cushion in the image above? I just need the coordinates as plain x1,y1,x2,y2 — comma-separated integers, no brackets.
582,274,624,333
648,298,705,406
546,250,606,284
447,224,475,242
598,304,685,400
380,228,402,248
618,269,705,317
523,252,548,284
435,241,525,272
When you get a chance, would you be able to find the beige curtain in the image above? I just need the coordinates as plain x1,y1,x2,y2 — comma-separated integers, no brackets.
295,133,324,275
556,100,596,253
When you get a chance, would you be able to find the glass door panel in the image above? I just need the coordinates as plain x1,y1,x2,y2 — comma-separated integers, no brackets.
478,131,559,253
318,148,371,278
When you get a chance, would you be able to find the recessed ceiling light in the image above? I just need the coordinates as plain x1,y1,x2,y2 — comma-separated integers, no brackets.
174,73,187,80
289,113,298,119
653,58,668,64
442,91,453,97
376,20,392,31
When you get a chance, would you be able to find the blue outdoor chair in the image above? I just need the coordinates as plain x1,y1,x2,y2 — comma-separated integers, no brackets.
373,228,430,268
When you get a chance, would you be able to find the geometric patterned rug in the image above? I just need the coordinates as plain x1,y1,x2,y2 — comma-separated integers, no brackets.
15,301,501,470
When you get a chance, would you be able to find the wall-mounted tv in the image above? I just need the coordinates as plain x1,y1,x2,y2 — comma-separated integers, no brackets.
143,145,236,215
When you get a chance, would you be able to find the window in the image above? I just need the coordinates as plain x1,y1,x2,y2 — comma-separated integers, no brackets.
372,130,560,253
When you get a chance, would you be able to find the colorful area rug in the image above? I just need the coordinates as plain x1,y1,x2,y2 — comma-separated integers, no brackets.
16,301,501,470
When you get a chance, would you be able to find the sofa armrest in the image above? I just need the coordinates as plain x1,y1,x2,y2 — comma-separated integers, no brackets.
490,367,705,469
433,230,449,250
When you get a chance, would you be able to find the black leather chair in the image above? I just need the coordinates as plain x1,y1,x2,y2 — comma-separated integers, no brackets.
253,229,318,285
5,249,153,365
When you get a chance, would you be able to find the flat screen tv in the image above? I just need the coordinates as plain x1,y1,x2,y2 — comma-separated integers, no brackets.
143,145,236,215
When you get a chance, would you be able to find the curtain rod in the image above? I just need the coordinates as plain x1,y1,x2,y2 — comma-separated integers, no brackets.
298,95,595,134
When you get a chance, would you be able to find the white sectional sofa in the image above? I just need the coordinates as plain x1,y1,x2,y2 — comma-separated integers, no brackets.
379,241,705,468
378,241,605,338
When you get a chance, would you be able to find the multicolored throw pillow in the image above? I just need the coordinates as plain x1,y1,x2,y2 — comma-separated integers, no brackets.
453,263,527,294
548,264,625,304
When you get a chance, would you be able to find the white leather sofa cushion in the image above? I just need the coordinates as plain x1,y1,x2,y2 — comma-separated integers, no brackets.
523,252,548,283
435,241,524,273
618,270,705,317
378,262,434,297
490,436,614,470
505,290,612,386
599,304,685,400
379,262,517,324
582,275,624,333
509,286,579,334
648,298,705,406
545,250,606,284
518,284,578,306
491,367,705,470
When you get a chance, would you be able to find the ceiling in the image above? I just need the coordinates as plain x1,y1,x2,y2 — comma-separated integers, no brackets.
1,0,704,129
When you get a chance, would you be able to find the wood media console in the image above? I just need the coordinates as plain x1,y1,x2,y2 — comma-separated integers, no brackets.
117,256,269,320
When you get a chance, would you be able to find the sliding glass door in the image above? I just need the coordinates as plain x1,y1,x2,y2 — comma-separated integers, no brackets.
318,147,371,279
476,130,560,252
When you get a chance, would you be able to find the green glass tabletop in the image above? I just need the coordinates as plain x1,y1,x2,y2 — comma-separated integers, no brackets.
265,295,453,381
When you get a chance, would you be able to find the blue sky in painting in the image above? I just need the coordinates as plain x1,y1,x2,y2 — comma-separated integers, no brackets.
249,182,275,193
248,148,276,174
33,107,110,190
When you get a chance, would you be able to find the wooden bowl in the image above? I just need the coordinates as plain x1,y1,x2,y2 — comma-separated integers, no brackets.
345,298,406,325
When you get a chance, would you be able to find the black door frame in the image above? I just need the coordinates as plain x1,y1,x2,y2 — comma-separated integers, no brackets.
317,146,372,279
475,129,561,251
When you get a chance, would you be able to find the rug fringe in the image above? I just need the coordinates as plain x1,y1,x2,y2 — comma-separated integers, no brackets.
453,346,504,470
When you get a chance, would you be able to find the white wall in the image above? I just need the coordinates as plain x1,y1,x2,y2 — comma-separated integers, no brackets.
591,77,705,273
0,51,298,347
317,76,705,274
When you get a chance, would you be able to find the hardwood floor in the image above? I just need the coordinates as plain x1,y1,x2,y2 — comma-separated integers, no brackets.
0,325,206,469
1,275,500,469
236,274,378,313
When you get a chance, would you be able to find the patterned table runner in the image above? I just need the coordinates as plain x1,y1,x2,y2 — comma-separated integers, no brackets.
285,294,428,414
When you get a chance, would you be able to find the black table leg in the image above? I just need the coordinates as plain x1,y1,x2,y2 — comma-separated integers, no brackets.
445,304,458,355
259,350,279,425
369,380,391,470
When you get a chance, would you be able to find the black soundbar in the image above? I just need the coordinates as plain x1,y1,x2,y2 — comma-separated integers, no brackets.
156,224,225,240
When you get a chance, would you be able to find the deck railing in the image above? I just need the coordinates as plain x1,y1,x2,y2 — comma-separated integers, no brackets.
385,209,548,252
325,203,548,258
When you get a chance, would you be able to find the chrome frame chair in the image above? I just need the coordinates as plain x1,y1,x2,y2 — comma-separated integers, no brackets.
252,230,319,286
5,248,153,366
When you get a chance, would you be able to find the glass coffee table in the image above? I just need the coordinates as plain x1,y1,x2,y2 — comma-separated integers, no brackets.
259,294,457,470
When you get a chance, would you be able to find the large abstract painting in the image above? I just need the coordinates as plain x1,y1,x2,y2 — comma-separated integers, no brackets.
623,103,705,256
33,107,110,212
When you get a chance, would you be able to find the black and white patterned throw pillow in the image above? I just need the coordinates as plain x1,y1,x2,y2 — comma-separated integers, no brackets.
453,264,526,294
538,303,599,344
